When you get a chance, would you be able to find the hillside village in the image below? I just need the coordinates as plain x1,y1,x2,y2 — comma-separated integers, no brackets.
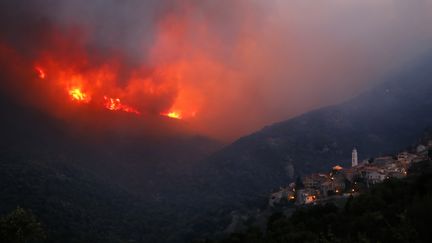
269,141,432,207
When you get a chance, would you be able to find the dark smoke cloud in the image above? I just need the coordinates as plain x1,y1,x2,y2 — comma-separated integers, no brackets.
1,0,432,141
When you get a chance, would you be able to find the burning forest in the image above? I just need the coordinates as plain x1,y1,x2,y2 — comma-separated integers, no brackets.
5,27,201,120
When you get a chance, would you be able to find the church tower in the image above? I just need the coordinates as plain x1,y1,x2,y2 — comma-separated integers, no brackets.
352,148,358,167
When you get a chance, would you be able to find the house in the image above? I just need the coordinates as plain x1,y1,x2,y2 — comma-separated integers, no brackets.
387,171,406,179
320,180,334,197
412,147,429,162
343,167,358,182
373,156,394,165
417,144,427,153
296,189,319,205
397,152,417,165
269,185,296,206
302,173,328,189
382,161,398,172
364,171,386,184
319,172,347,197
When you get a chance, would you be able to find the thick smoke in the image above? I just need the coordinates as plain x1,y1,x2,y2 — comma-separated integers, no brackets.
1,0,432,140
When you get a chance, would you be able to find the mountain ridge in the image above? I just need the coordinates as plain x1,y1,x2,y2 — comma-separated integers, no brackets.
197,53,432,207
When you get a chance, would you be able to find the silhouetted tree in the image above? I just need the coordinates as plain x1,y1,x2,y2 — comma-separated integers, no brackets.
0,207,46,243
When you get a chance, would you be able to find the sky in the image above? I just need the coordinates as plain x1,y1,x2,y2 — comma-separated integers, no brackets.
1,0,432,141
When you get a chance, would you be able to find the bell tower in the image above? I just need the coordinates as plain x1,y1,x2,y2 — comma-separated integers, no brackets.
352,148,358,167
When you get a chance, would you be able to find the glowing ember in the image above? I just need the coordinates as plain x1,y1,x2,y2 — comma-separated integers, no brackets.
162,111,182,119
103,96,140,115
35,67,46,79
69,88,90,103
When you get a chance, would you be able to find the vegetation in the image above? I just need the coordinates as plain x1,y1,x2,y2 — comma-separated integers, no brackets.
0,207,46,243
212,160,432,243
0,151,184,243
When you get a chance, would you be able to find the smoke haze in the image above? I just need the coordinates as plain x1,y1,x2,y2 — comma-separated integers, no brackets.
1,0,432,140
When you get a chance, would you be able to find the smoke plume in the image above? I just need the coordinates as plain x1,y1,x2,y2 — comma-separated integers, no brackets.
1,0,431,140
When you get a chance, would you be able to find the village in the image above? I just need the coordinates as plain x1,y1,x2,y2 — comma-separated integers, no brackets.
269,141,432,207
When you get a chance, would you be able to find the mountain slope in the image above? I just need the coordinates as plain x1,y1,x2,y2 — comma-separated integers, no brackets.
200,54,432,204
0,90,222,198
0,87,222,242
0,149,179,242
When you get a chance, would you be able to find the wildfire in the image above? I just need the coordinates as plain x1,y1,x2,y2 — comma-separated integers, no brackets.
35,67,46,79
162,111,182,119
34,66,196,120
103,96,140,115
33,64,141,115
69,88,90,103
30,38,197,119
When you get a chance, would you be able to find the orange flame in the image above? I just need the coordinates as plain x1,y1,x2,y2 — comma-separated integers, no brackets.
162,111,182,119
31,62,199,119
69,88,90,103
32,64,140,114
27,26,202,120
103,96,140,115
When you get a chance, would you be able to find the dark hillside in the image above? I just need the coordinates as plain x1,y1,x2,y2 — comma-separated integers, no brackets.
199,53,432,205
